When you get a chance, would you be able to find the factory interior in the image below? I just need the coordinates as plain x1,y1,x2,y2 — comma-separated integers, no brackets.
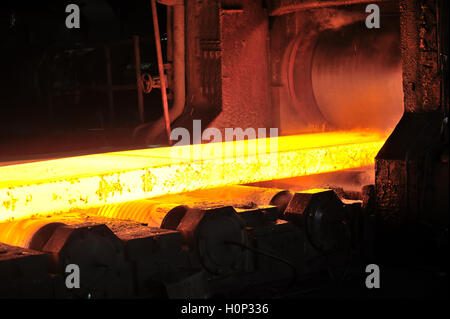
0,0,448,300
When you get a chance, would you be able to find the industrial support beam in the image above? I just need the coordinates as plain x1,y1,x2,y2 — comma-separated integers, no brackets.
0,131,386,222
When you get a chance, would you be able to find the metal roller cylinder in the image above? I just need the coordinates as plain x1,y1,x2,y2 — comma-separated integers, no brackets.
174,206,249,275
310,19,404,131
0,218,132,297
93,200,189,228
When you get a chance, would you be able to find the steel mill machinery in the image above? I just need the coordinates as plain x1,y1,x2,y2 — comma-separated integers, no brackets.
0,0,448,299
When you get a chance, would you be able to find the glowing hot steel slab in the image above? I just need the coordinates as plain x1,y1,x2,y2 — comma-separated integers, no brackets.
0,131,385,222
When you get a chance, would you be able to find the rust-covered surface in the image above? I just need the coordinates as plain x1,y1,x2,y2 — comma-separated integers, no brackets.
208,0,272,132
375,112,448,229
375,0,447,231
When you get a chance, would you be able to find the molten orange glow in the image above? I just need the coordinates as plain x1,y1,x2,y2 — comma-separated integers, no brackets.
0,219,59,248
0,131,386,222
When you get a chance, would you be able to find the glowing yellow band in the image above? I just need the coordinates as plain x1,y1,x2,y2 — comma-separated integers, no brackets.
0,131,385,222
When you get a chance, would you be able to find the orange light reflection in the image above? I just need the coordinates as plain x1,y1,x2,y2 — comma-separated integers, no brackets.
0,131,386,222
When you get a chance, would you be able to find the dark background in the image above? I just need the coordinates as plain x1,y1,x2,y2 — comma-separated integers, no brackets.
0,0,167,161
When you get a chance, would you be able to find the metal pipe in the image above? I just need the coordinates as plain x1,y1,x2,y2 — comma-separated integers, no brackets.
133,35,145,123
171,2,186,129
151,0,172,145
